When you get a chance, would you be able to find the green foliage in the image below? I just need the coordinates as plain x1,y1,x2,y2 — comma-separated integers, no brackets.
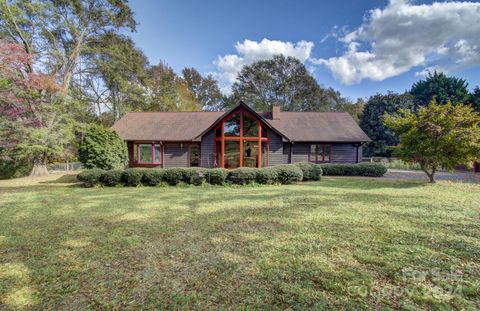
321,163,387,177
295,162,323,181
255,167,278,184
0,158,31,180
78,125,128,170
410,71,470,109
384,100,480,183
471,86,480,112
360,92,414,156
273,165,303,184
77,169,105,187
182,67,224,111
100,170,123,187
142,170,165,186
182,168,207,186
121,168,144,186
230,55,349,112
204,168,228,185
144,62,201,112
162,168,185,186
227,168,258,185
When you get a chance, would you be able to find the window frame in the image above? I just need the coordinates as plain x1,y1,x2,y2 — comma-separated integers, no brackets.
188,143,201,167
134,142,163,165
308,144,332,163
213,107,269,168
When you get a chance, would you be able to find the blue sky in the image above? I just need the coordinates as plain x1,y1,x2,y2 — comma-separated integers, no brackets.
128,0,480,100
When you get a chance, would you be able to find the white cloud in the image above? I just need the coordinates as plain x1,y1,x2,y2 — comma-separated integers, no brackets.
314,0,480,85
214,38,314,92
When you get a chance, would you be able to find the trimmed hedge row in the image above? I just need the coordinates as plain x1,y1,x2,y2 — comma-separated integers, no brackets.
77,164,307,187
320,163,387,177
77,162,386,187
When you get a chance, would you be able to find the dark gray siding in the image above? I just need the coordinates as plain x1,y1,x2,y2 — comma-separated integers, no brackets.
331,143,359,163
283,143,291,164
164,143,188,168
288,142,360,164
267,130,284,166
291,143,309,163
201,129,215,168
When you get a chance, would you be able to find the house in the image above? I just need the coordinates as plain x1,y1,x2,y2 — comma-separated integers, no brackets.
112,101,371,169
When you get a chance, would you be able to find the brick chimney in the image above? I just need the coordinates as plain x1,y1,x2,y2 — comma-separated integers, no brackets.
272,102,280,120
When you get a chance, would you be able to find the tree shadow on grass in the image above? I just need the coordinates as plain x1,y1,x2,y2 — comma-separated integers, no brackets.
1,180,478,309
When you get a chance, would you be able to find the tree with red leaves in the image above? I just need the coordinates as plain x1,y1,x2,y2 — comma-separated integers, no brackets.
0,40,74,176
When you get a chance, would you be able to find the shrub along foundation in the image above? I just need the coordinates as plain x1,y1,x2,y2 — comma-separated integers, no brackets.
77,163,387,187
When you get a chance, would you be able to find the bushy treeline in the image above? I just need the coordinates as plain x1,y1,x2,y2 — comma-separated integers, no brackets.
77,162,387,187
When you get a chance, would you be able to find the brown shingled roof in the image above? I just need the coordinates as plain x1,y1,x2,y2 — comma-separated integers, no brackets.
112,103,371,143
262,111,371,142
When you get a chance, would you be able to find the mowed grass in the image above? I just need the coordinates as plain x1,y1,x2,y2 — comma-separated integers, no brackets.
0,174,479,310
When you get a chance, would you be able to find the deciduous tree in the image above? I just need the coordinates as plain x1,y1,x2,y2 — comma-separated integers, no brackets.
384,101,480,183
0,40,74,176
182,67,224,111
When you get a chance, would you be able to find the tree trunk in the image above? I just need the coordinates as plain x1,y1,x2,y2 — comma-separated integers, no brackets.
30,154,49,177
423,168,436,183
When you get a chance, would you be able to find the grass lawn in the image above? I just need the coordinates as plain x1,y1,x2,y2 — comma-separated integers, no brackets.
0,174,479,310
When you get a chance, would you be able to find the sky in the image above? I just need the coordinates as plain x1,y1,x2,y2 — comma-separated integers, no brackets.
128,0,480,100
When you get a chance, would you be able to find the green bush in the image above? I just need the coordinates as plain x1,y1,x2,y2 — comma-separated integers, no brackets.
255,167,278,184
78,125,128,170
182,168,206,185
121,168,145,186
204,168,227,185
295,162,323,181
163,168,185,186
100,170,123,187
321,163,387,177
0,158,31,180
77,169,105,187
273,164,303,184
227,167,258,185
142,169,164,186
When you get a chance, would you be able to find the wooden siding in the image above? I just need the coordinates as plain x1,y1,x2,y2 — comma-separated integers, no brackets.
291,143,309,163
289,142,360,164
331,143,359,163
283,143,291,164
267,130,284,166
164,143,188,168
201,129,215,168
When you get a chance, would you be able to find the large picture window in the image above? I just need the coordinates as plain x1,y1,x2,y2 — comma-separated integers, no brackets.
134,143,162,165
309,144,331,163
213,108,269,168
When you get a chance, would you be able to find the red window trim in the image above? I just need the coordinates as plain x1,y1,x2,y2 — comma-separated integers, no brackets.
213,107,269,168
134,142,163,165
309,144,331,163
188,143,201,167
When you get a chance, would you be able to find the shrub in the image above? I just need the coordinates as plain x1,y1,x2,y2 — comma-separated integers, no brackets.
255,167,278,184
227,167,258,185
163,168,185,186
121,168,145,186
0,158,31,180
295,162,323,181
183,168,207,185
204,168,227,185
273,164,303,184
78,125,128,170
142,169,164,186
100,170,123,186
321,163,387,177
77,169,104,187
